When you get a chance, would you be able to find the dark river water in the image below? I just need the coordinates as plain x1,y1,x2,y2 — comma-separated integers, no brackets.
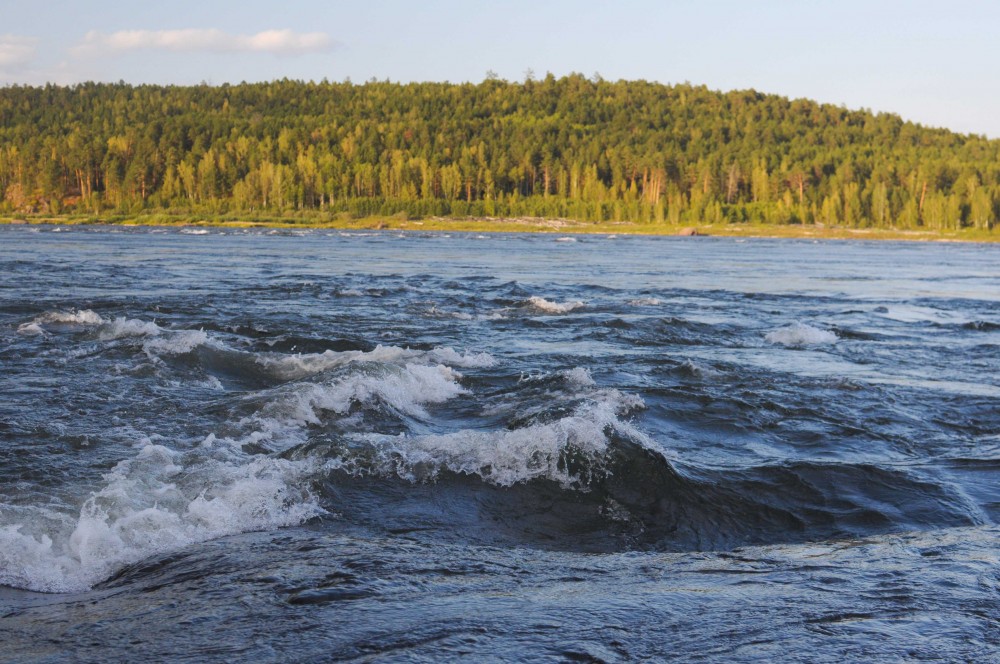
1,225,999,661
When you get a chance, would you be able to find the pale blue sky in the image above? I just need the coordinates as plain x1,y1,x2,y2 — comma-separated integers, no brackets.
2,1,999,136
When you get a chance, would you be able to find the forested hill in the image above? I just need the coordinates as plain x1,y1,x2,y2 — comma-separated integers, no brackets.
1,75,998,230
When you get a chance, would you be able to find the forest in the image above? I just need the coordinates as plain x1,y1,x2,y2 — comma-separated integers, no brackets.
1,74,998,230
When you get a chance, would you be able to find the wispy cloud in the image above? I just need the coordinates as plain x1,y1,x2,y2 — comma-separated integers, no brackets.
0,34,39,69
72,29,336,57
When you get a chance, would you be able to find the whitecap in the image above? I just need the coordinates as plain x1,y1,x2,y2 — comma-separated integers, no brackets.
765,323,838,347
16,322,45,335
425,305,474,320
257,344,495,382
526,296,585,314
337,389,647,488
562,367,597,387
143,329,210,356
31,309,105,326
627,297,662,306
98,317,162,340
246,362,469,439
0,440,322,593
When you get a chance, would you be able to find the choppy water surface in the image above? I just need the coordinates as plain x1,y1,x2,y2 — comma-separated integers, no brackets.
2,226,999,661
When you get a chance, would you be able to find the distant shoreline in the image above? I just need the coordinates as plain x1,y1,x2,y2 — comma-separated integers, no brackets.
2,215,997,243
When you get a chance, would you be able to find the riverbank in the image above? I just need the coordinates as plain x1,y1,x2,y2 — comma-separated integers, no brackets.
2,213,997,243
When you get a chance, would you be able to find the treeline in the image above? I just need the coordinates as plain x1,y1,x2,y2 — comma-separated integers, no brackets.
1,75,998,229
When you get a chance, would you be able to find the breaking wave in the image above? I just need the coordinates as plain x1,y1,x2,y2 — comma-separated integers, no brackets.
0,440,322,593
327,388,648,488
526,296,585,314
765,322,838,347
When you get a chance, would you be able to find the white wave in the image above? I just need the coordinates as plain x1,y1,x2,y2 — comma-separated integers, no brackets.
425,305,474,320
526,296,585,314
336,288,364,297
765,323,838,347
16,322,45,335
555,236,577,242
562,367,597,387
627,297,662,306
258,344,495,381
0,440,322,593
246,362,468,441
30,309,105,326
93,316,208,357
516,366,595,388
676,360,722,380
22,310,212,360
180,229,211,235
143,329,209,356
337,389,647,488
98,317,162,340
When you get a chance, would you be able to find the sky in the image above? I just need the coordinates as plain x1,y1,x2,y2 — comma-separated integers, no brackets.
2,0,999,137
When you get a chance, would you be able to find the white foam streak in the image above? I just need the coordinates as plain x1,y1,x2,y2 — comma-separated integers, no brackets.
0,442,322,593
249,363,468,441
99,317,162,340
341,390,647,488
258,344,495,381
16,322,44,335
143,330,210,356
20,310,208,357
527,296,585,314
31,309,105,326
766,323,838,347
562,367,597,387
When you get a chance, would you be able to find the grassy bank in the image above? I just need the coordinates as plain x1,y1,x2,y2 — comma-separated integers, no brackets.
2,213,997,243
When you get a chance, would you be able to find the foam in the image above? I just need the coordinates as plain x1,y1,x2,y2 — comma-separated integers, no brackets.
765,323,838,347
31,310,105,326
337,389,647,488
674,359,722,380
16,322,45,335
246,362,469,441
426,306,474,320
562,367,597,387
96,317,209,357
143,329,210,356
0,440,322,593
99,317,162,340
526,296,585,314
257,344,495,381
22,311,208,357
628,297,662,306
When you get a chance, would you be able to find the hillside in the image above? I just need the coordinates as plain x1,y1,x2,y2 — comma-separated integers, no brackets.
1,75,998,230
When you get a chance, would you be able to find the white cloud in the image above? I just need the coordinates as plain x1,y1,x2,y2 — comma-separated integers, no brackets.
0,34,39,69
72,29,336,57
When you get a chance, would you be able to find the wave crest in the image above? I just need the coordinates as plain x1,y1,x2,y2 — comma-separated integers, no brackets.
765,323,838,347
526,296,585,314
328,389,647,488
0,440,322,593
